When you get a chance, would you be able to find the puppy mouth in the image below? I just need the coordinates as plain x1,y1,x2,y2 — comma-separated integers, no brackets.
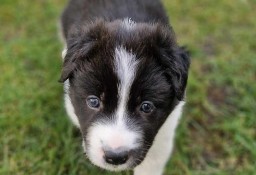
83,140,145,171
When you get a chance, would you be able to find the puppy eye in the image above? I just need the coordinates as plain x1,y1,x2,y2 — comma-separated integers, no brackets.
140,101,155,113
86,95,100,109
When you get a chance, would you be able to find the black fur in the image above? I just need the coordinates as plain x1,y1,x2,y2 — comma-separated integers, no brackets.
61,0,169,39
59,0,190,170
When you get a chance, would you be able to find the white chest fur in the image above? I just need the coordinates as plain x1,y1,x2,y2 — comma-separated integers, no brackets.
134,102,184,175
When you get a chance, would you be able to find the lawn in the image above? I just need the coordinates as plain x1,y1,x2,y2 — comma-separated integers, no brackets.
0,0,255,175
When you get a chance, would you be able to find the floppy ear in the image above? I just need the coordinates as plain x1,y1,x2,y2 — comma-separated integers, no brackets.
155,26,190,100
58,37,95,82
58,22,106,83
169,46,190,100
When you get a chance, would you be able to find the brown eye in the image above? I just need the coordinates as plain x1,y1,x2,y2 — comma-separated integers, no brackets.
140,101,155,113
86,95,100,109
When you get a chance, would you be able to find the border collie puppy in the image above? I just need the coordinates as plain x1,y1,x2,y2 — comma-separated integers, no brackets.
59,0,190,174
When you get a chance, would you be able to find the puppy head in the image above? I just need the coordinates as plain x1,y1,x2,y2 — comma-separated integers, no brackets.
59,19,190,171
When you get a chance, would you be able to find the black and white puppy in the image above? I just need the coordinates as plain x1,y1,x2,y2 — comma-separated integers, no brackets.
59,0,190,174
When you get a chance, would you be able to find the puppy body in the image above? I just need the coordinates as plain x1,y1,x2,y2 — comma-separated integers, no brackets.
59,0,190,174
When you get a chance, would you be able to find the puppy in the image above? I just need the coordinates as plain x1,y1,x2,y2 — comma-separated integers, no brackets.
59,0,190,174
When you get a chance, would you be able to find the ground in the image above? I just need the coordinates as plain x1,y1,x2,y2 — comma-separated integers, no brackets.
0,0,255,174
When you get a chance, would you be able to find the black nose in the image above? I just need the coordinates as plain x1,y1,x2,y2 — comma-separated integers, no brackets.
104,150,129,165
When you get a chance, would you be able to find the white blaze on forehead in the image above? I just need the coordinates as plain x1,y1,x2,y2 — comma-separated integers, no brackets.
84,47,142,170
114,46,139,124
122,18,136,31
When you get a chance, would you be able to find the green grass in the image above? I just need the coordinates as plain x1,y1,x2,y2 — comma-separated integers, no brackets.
0,0,255,174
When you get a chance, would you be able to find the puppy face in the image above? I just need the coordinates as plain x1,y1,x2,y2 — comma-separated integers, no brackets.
59,19,190,171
